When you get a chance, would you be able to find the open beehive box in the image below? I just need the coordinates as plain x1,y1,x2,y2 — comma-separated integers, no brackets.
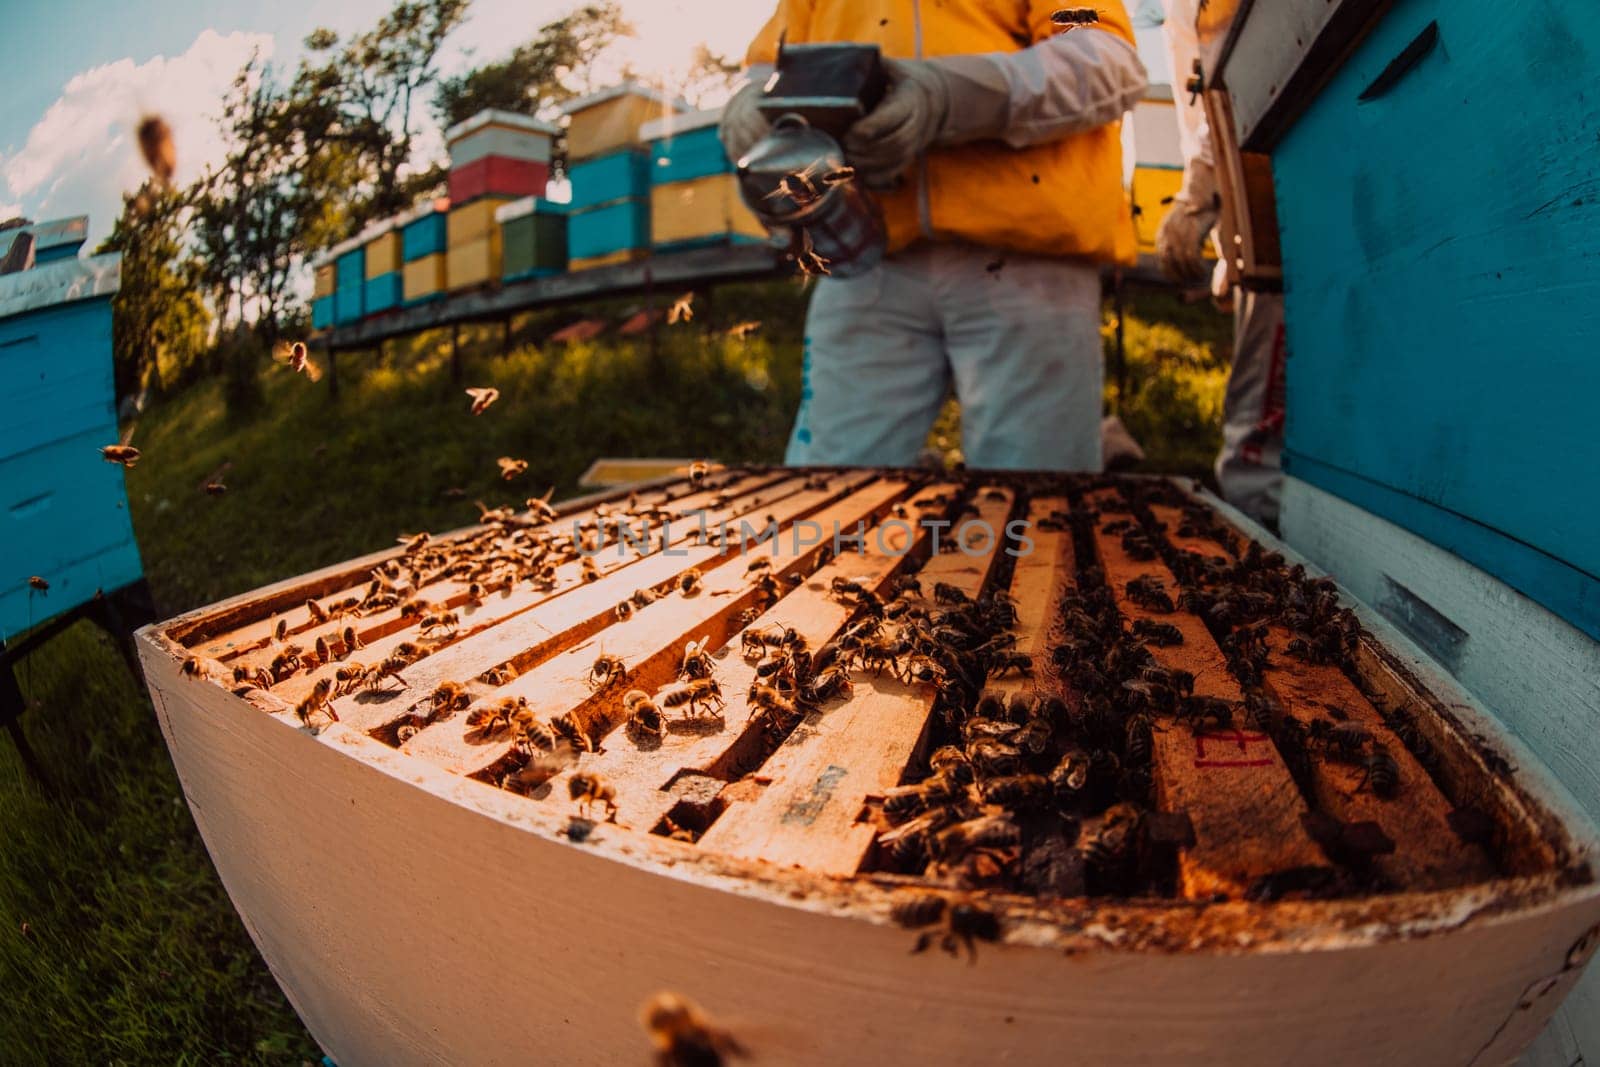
137,469,1600,1066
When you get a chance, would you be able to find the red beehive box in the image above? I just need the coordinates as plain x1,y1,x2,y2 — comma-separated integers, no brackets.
448,156,550,205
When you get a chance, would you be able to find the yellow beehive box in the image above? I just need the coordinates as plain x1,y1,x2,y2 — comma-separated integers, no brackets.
447,232,503,290
569,248,648,271
563,83,684,162
1131,165,1184,254
365,230,401,278
402,253,447,303
447,197,515,247
649,173,765,248
313,263,336,298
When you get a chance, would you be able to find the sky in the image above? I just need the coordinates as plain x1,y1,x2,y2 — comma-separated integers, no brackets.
0,0,1173,246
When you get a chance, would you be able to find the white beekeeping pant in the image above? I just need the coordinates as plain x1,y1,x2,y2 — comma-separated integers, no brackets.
785,243,1104,471
1216,288,1287,525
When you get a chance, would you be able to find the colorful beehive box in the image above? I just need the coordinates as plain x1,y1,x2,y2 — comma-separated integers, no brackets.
313,263,336,299
312,296,334,330
0,243,141,639
567,148,652,212
363,273,402,315
567,198,650,263
446,109,558,168
643,108,732,184
364,228,400,279
1130,166,1183,255
648,173,765,254
568,248,648,272
3,216,89,266
447,197,514,247
496,197,567,281
1128,93,1189,256
446,231,502,291
333,244,365,326
402,253,447,305
562,83,684,162
446,110,557,205
400,199,450,262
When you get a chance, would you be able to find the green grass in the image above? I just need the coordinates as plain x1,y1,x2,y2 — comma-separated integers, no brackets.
0,280,1228,1061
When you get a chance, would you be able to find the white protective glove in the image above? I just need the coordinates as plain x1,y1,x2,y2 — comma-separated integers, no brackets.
719,77,774,166
1156,157,1221,283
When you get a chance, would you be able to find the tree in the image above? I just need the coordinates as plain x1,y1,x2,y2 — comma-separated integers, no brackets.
678,44,742,108
432,3,633,128
304,0,472,223
98,184,210,399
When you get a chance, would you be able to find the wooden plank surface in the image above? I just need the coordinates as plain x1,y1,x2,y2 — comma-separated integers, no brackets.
247,474,800,705
401,476,908,775
541,483,963,833
329,471,877,736
696,489,1014,875
1146,501,1494,890
201,469,785,662
1086,489,1329,899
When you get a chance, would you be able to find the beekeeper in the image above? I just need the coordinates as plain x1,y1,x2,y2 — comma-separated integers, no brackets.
1155,0,1286,526
721,3,1147,471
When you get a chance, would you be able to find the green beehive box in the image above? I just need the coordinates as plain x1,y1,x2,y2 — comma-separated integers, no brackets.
497,198,568,281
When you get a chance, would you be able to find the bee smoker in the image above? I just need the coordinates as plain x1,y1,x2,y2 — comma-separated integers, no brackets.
736,43,890,278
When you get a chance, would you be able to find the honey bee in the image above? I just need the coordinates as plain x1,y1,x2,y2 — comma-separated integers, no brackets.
180,656,208,680
568,771,618,820
1131,618,1183,646
314,635,332,665
273,618,289,643
688,460,709,487
526,488,559,524
1051,7,1101,27
908,898,1003,962
639,991,747,1067
678,637,714,680
333,663,369,695
623,689,667,741
343,625,365,652
1357,745,1401,798
726,320,761,340
932,582,969,605
366,655,410,689
479,664,518,686
430,681,473,716
987,651,1032,677
293,678,339,727
203,481,227,496
1310,718,1371,760
667,292,694,325
497,457,528,481
509,706,557,751
465,696,526,741
581,558,601,583
677,568,703,595
744,558,772,576
1125,575,1174,613
305,599,328,625
614,599,635,621
27,576,48,592
136,114,176,186
590,653,627,690
551,712,593,752
269,646,305,680
395,723,420,744
465,386,500,416
802,666,852,704
662,678,725,719
397,531,431,553
418,610,459,636
272,341,320,380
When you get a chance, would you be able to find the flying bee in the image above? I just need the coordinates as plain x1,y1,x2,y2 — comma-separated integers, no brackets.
464,386,500,416
667,292,694,325
638,991,747,1067
726,320,761,340
889,890,948,932
568,771,618,820
662,678,725,719
136,114,176,186
497,456,528,481
272,340,320,380
677,569,702,596
623,689,667,741
203,481,227,496
590,653,627,690
27,575,49,592
99,443,141,468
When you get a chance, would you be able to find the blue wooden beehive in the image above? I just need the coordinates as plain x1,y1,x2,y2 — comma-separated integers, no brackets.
0,244,141,641
334,247,365,326
1270,0,1600,641
567,149,653,212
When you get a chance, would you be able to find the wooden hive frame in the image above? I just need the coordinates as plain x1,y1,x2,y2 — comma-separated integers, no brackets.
138,469,1600,1066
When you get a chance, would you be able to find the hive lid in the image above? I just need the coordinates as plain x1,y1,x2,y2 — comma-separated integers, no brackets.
445,108,561,144
639,107,724,144
560,81,688,116
0,251,120,319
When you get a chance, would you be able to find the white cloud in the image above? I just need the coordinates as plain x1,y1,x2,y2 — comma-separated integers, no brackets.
2,28,272,245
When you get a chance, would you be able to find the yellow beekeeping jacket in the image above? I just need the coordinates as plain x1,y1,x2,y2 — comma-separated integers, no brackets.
747,0,1139,264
